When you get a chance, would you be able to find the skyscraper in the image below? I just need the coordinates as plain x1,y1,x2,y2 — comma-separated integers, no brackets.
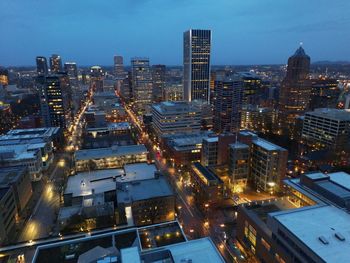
114,55,124,78
279,46,311,135
131,58,153,113
49,54,63,73
183,29,211,102
90,66,104,92
152,64,166,102
38,74,72,129
36,56,48,75
64,62,78,86
213,75,243,133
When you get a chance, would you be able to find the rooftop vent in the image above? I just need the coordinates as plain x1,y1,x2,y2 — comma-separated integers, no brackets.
319,236,329,245
335,232,345,241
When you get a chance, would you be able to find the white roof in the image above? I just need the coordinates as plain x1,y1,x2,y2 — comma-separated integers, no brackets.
253,138,286,151
121,247,141,263
274,205,350,262
66,163,157,197
329,172,350,190
167,238,225,263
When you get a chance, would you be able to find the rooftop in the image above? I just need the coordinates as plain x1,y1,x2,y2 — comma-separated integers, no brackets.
203,137,218,143
75,144,148,161
65,164,156,198
117,177,173,203
1,127,60,141
0,166,27,186
230,142,249,149
192,162,223,184
274,205,350,263
306,108,350,121
252,138,286,152
152,101,200,114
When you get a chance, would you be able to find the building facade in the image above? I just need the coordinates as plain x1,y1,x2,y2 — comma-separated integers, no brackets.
49,54,63,73
183,29,211,102
36,56,48,76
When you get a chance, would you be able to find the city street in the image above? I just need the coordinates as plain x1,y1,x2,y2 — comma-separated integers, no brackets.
123,102,241,262
17,96,91,243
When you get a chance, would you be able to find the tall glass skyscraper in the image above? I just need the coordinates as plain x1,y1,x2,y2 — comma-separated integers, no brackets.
50,54,63,73
183,29,211,103
131,58,153,113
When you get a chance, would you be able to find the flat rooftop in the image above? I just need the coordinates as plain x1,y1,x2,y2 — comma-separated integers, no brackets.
230,142,249,149
274,205,350,263
203,137,218,143
253,138,286,152
192,162,222,183
65,169,123,197
65,164,157,197
165,237,224,263
75,144,148,161
306,108,350,121
2,127,60,140
117,177,173,203
0,166,26,186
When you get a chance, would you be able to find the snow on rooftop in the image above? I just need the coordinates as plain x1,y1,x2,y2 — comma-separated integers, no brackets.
274,205,350,262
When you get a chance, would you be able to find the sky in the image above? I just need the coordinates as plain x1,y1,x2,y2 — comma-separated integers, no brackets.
1,0,350,66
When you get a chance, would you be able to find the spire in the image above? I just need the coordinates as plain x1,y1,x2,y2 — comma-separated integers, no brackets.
292,44,309,58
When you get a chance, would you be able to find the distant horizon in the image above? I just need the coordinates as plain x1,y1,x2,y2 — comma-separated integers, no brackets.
1,0,350,66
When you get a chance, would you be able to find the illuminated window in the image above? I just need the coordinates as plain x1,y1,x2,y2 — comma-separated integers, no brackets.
261,238,271,251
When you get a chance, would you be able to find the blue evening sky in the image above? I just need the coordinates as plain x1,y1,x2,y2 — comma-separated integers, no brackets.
1,0,350,66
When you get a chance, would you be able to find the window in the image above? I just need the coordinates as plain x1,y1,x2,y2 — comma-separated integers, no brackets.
261,238,271,251
275,254,286,263
244,221,257,246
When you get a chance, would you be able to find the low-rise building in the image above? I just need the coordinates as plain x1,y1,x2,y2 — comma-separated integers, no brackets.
190,162,224,210
0,187,17,245
0,144,43,181
0,166,32,214
74,144,148,172
117,176,175,226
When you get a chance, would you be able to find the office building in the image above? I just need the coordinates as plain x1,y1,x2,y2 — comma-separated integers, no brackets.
151,101,201,138
183,29,211,102
237,72,262,106
309,78,340,110
201,137,218,167
279,46,311,135
163,82,183,101
0,68,9,86
64,62,78,86
36,56,48,76
229,142,250,193
213,75,243,133
237,171,350,263
250,138,288,192
90,66,104,91
0,187,17,245
49,54,63,73
241,105,275,134
162,131,214,167
74,144,148,172
131,58,153,113
0,166,32,214
152,64,166,102
114,55,124,78
117,176,175,226
301,108,350,150
38,74,72,129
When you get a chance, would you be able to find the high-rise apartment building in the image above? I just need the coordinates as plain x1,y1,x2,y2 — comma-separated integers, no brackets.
229,142,250,193
250,138,288,193
183,29,211,102
213,75,243,133
49,54,63,73
151,101,201,138
131,58,153,113
279,46,311,135
201,137,218,167
38,74,72,129
36,56,48,76
152,64,166,102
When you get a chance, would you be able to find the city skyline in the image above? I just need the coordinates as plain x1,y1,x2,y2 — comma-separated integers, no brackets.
1,0,350,66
